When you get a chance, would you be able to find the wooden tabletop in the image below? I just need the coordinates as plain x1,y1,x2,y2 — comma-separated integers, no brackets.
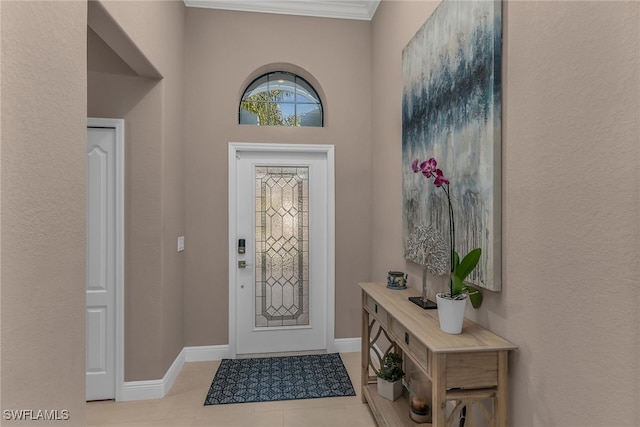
360,282,517,353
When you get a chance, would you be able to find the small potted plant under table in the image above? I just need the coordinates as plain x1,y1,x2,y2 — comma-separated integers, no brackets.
376,352,405,401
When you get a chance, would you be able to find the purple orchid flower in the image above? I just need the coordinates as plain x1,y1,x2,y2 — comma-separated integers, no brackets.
420,158,437,178
433,169,449,187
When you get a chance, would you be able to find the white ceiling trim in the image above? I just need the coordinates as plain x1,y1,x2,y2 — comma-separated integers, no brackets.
183,0,381,21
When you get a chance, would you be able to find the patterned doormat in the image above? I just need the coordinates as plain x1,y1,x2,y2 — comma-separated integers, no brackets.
204,353,356,405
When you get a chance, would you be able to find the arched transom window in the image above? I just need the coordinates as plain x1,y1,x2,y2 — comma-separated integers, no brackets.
239,72,323,127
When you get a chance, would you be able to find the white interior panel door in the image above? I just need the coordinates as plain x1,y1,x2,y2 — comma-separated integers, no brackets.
234,148,330,355
86,124,118,400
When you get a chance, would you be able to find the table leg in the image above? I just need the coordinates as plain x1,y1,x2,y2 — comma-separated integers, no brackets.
496,350,508,427
361,291,369,404
432,353,447,426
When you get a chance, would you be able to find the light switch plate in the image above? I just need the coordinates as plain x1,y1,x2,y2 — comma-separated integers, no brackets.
177,236,185,252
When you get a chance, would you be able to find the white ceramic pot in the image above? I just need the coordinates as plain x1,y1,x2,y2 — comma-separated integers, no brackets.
377,378,403,401
436,293,467,334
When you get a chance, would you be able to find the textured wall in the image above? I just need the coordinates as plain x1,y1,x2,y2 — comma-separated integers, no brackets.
88,0,185,381
0,1,87,424
372,1,640,425
184,8,372,346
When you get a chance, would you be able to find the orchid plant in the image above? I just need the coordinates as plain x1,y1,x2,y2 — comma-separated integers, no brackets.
412,158,483,308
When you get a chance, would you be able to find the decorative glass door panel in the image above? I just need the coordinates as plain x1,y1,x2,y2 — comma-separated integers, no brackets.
255,167,309,328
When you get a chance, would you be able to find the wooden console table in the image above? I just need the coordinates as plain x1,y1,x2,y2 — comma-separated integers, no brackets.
360,282,517,427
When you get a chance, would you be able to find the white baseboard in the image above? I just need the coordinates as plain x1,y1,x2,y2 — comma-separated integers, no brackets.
119,347,185,401
334,337,362,353
119,379,165,401
118,338,360,401
184,344,231,362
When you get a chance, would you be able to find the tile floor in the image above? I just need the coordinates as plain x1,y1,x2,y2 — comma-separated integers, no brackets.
87,352,377,427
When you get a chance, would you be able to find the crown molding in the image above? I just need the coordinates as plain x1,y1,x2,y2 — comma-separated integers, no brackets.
183,0,380,21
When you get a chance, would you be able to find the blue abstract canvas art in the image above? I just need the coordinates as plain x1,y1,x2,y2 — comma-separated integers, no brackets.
402,0,502,291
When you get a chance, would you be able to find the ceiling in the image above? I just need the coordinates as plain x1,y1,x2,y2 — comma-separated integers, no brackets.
183,0,381,21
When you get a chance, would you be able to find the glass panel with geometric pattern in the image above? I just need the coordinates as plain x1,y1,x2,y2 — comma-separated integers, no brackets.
255,166,309,328
240,72,323,127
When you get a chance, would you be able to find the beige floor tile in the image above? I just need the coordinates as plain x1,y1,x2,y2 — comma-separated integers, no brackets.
91,418,194,427
283,404,375,427
87,398,174,425
166,361,220,397
253,394,362,414
191,408,284,427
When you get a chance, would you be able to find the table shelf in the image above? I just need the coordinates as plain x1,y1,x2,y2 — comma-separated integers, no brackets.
362,383,431,427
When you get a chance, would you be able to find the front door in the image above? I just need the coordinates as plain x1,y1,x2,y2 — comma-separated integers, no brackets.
230,144,334,355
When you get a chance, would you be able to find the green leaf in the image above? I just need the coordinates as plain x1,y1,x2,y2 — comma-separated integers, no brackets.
451,274,465,295
463,284,483,308
376,353,405,381
454,248,481,281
